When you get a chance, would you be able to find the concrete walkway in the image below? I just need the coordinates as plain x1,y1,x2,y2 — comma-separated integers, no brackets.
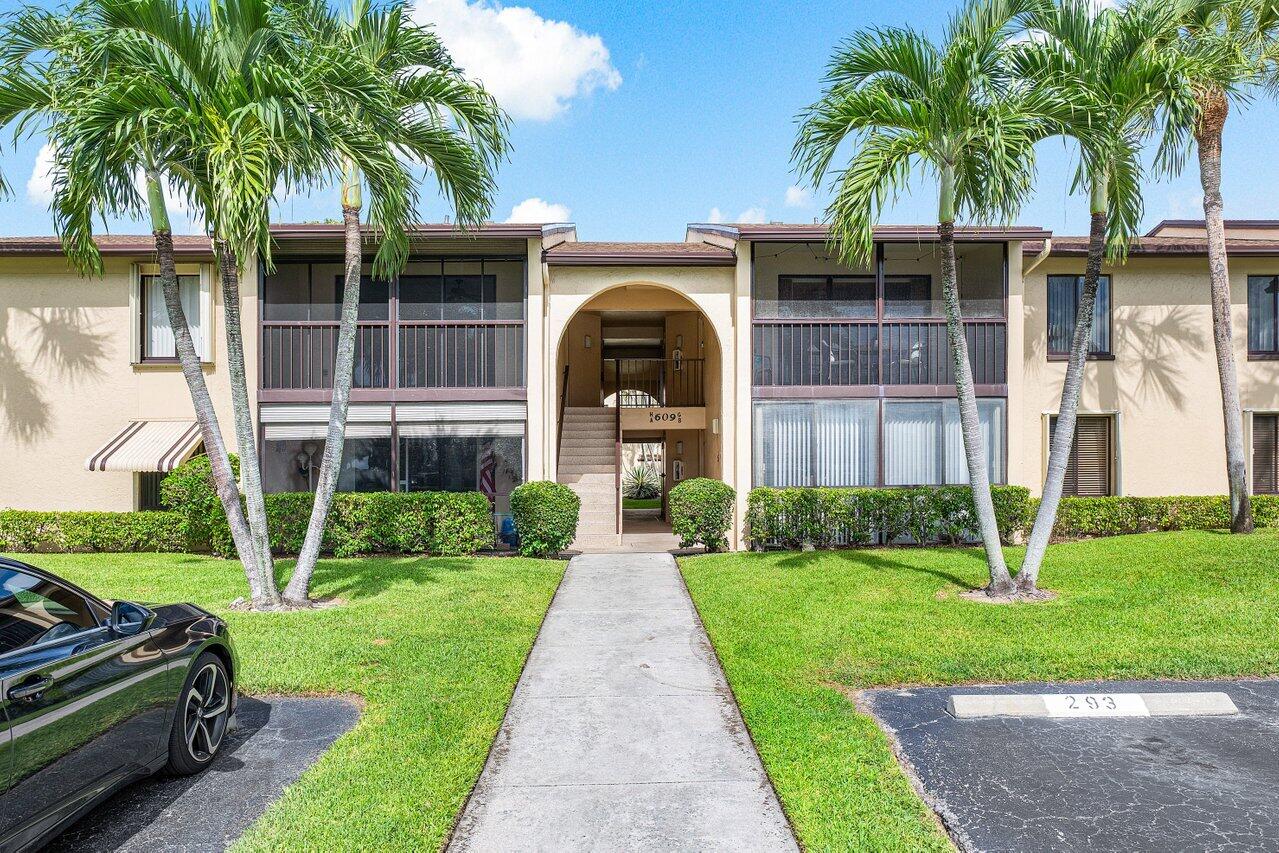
448,553,797,853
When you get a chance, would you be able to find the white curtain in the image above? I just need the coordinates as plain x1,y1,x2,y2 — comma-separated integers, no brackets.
753,400,876,487
145,275,201,358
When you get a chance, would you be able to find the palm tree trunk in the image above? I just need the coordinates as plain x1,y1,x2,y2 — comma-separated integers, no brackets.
214,239,281,606
144,169,268,605
284,161,363,604
1197,89,1253,534
938,167,1012,595
1018,179,1107,594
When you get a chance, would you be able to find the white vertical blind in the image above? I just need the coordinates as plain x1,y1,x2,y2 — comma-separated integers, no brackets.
145,274,202,358
886,399,1004,485
884,402,941,485
753,400,876,487
813,401,877,485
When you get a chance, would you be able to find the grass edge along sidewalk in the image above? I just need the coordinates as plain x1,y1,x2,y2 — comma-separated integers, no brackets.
19,552,565,851
679,529,1279,851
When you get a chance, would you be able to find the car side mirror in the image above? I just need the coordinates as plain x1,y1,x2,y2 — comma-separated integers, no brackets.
109,601,153,637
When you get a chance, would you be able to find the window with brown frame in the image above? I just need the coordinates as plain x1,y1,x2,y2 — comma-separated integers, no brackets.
1252,414,1279,494
1049,414,1113,496
140,274,202,361
1047,275,1111,359
1247,275,1279,357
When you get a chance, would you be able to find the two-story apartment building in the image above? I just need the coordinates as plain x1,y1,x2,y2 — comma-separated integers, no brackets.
3,218,1277,550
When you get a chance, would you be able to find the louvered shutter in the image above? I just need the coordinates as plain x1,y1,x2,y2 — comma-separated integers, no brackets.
1050,415,1113,497
1252,415,1279,494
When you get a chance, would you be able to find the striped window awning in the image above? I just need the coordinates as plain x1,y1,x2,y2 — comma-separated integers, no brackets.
85,421,203,472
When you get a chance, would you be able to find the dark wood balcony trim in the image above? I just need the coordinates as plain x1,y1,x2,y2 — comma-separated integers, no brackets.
752,384,1008,399
258,387,527,403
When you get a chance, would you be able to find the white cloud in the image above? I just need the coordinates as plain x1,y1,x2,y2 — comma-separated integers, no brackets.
505,197,570,223
26,143,56,206
784,185,812,208
707,205,768,224
1165,189,1205,219
417,0,620,121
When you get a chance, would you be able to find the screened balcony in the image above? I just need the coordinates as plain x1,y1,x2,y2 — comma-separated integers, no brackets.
260,258,525,398
751,241,1007,391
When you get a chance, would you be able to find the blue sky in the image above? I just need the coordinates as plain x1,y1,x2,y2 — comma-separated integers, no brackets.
3,0,1278,241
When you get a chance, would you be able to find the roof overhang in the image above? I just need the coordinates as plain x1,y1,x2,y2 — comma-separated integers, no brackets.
0,237,213,258
1022,239,1279,257
546,250,736,267
692,223,1052,242
268,222,549,241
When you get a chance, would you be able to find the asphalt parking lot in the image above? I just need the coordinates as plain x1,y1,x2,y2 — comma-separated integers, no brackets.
48,695,359,853
864,678,1279,853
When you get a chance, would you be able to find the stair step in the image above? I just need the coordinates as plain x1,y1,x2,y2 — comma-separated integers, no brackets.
559,477,616,488
559,462,616,473
559,427,615,436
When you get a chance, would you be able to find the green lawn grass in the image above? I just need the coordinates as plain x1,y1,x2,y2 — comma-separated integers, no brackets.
680,530,1279,852
622,497,660,509
20,552,564,851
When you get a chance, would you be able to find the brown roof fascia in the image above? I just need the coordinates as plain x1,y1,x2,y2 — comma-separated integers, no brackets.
726,223,1052,242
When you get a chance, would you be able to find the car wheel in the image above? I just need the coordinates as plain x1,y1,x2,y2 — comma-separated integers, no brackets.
166,652,232,775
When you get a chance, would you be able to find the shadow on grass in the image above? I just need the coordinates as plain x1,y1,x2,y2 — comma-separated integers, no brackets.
768,546,992,589
273,555,489,603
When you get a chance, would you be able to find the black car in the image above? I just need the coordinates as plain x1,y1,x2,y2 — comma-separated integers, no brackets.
0,556,237,851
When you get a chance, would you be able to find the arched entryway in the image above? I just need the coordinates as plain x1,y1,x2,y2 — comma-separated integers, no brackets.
552,283,726,550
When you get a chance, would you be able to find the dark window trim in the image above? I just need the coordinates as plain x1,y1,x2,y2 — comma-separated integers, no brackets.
1247,274,1279,359
1253,413,1279,494
1046,273,1113,360
139,273,201,364
1048,413,1115,497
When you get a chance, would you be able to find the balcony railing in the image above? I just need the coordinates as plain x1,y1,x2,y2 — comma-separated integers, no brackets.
753,320,1006,388
608,358,705,407
399,321,523,388
261,320,523,392
261,322,389,390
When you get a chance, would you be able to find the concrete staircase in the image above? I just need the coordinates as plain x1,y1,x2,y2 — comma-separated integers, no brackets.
557,406,619,549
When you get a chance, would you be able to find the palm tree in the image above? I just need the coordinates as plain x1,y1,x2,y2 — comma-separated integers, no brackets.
794,0,1051,595
1010,0,1191,594
0,0,282,606
1157,0,1279,534
276,0,507,605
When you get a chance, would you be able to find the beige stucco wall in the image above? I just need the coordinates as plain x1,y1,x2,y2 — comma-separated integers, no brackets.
1018,253,1279,496
0,254,256,511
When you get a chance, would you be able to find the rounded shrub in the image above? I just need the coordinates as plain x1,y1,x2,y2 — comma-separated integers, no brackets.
161,454,239,553
510,481,580,557
669,478,735,552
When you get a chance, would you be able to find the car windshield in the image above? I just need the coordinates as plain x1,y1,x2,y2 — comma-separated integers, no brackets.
0,568,100,656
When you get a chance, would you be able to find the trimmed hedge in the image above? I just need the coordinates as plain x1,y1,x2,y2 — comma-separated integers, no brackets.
252,491,494,558
1046,494,1279,539
746,487,1279,549
0,510,186,553
746,485,1032,549
1,490,494,557
510,481,580,557
670,478,736,552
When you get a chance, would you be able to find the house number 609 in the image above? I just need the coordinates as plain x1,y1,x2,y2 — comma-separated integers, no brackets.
648,412,683,424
